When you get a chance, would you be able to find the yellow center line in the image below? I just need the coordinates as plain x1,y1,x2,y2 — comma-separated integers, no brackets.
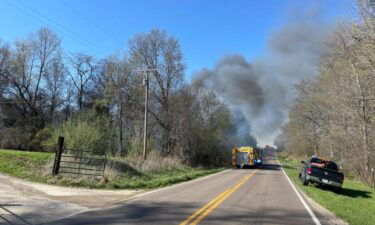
190,171,256,225
179,175,249,225
180,170,257,225
179,189,231,225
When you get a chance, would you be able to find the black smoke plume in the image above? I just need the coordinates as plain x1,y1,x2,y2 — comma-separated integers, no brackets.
193,6,332,145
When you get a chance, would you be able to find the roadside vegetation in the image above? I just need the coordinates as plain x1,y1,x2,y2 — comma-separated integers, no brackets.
0,17,254,183
0,24,252,168
0,149,54,182
274,2,375,223
275,0,375,188
0,149,226,189
278,154,375,225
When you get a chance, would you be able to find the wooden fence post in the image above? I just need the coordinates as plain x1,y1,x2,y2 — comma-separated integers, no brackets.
52,136,64,176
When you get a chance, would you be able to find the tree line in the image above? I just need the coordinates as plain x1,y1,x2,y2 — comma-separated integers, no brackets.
278,0,375,187
0,28,238,166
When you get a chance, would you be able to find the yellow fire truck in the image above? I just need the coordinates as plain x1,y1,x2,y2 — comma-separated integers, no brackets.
232,146,262,168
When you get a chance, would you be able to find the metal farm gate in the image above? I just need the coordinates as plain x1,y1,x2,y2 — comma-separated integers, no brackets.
52,137,107,179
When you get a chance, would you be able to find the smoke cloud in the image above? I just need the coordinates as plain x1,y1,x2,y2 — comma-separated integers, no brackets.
193,6,332,146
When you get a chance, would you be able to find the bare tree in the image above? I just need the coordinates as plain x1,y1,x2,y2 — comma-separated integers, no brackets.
30,27,61,108
68,53,96,111
129,29,185,155
45,55,66,122
1,28,61,121
0,43,11,96
97,54,133,155
0,28,62,149
283,0,375,187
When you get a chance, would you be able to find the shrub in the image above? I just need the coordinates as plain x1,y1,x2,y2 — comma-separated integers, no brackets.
29,125,55,152
43,111,114,155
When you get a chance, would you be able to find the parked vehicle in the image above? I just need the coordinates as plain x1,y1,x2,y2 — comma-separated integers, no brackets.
232,146,262,168
299,156,344,191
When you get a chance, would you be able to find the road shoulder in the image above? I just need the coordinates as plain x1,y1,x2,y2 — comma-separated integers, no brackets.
1,168,231,224
276,155,348,225
298,186,348,225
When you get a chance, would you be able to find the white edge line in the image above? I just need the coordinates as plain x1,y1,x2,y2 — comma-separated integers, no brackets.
276,153,321,225
48,168,231,222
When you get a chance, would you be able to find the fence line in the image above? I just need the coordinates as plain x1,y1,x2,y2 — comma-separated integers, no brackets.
52,136,107,179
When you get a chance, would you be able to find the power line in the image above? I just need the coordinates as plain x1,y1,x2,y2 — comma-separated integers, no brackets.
13,0,105,54
0,100,96,104
1,0,106,56
0,89,124,104
58,0,125,46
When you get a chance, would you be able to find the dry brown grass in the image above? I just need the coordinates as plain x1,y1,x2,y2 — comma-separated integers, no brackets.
104,151,186,178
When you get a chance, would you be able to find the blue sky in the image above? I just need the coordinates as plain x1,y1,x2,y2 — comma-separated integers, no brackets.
0,0,351,79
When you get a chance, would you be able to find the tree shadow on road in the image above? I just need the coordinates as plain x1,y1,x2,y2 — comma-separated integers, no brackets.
237,164,282,171
48,200,323,225
258,164,281,171
0,204,33,225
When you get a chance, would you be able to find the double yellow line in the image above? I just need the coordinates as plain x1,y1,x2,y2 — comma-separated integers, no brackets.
180,170,257,225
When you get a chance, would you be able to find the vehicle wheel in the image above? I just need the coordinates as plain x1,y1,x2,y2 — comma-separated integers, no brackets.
302,174,309,186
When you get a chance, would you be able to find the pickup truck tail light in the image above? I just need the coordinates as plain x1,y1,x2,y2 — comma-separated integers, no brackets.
306,167,312,174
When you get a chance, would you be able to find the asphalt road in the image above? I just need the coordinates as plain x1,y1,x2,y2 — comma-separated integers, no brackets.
49,151,329,225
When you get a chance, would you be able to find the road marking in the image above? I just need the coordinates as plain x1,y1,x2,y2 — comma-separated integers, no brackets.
190,172,256,225
119,169,232,203
180,170,257,225
276,154,321,225
179,174,250,225
179,189,231,225
53,169,232,223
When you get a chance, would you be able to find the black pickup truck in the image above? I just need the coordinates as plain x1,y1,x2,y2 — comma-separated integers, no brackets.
299,157,344,190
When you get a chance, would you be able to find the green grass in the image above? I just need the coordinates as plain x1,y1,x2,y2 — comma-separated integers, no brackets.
105,167,225,189
0,149,226,189
0,149,54,182
278,155,375,225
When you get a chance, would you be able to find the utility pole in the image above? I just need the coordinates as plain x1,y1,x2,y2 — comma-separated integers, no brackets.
143,70,149,160
138,68,157,160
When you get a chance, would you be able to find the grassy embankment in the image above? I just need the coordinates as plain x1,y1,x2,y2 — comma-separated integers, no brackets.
278,154,375,225
0,149,226,189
